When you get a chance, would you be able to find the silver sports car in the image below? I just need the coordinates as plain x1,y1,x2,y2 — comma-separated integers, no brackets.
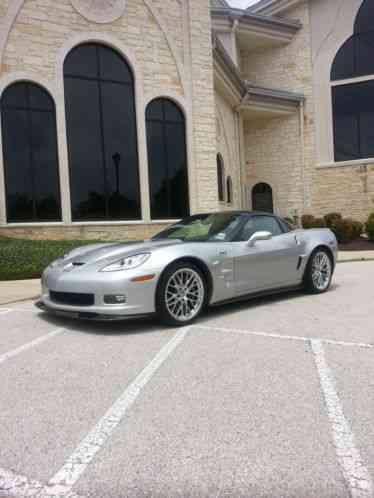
37,211,338,326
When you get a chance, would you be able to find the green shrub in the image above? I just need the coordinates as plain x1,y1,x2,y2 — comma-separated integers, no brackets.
351,220,363,239
301,215,326,229
366,213,374,241
324,212,342,228
301,215,315,229
333,219,354,243
0,237,107,281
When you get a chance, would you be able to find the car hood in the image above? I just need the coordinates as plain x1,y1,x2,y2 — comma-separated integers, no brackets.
64,239,183,266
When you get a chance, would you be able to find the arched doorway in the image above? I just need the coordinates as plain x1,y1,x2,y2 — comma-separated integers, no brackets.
252,183,274,213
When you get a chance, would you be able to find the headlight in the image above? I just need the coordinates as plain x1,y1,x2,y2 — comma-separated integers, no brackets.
101,253,151,272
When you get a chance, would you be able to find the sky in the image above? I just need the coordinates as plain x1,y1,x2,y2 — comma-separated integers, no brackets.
228,0,259,8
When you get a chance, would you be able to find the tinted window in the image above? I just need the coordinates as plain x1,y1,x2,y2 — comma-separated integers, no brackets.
64,43,141,221
217,154,225,202
354,0,374,35
332,80,374,161
226,176,232,204
331,31,374,81
1,82,61,222
237,215,283,241
152,213,243,242
146,98,189,219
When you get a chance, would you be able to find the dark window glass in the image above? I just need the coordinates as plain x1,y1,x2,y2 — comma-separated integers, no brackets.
64,43,141,221
252,183,274,213
226,176,232,204
278,218,292,233
331,36,355,81
217,154,225,202
237,215,282,241
146,98,189,219
331,32,374,81
1,82,61,222
354,0,374,35
332,80,374,161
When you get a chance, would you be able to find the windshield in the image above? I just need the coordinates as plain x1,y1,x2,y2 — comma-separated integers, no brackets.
152,213,245,242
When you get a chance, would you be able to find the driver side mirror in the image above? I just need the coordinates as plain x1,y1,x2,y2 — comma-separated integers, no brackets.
247,231,272,247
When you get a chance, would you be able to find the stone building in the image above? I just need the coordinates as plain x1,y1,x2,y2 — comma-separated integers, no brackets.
0,0,372,240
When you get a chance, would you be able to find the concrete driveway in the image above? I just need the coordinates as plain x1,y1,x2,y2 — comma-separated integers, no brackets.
0,261,373,498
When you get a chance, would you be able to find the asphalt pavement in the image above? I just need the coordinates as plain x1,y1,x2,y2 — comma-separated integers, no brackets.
0,261,373,498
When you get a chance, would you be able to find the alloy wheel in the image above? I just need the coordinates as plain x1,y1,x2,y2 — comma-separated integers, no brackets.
165,268,205,322
311,251,332,291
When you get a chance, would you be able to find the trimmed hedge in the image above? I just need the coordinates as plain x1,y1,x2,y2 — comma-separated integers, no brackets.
301,213,363,243
0,237,105,281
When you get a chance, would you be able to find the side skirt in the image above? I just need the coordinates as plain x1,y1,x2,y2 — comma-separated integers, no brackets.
210,283,303,308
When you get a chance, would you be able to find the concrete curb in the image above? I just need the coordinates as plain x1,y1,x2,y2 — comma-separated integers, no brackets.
0,295,40,306
338,257,374,264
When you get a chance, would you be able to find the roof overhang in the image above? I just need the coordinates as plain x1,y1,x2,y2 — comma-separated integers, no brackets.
211,7,301,51
213,35,305,118
247,0,306,17
239,84,304,120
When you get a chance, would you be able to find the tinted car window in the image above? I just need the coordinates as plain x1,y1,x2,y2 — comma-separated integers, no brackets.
237,215,283,241
278,218,292,233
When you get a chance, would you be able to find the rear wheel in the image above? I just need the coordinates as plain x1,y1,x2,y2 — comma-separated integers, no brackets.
156,262,207,326
304,249,332,294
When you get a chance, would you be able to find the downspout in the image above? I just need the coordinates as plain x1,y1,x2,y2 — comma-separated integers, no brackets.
299,101,306,214
235,92,248,209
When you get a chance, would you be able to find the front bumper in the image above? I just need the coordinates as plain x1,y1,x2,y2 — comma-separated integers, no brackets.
35,300,152,321
39,265,161,320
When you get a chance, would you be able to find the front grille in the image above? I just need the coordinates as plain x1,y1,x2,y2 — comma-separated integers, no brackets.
50,291,94,307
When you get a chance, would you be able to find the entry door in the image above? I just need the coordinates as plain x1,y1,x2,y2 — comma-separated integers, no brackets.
252,183,273,213
233,216,302,295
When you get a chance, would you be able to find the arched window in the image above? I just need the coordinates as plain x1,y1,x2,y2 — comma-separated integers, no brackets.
1,82,61,222
146,98,189,219
64,43,141,221
252,183,273,213
217,153,225,202
226,176,232,204
331,0,374,162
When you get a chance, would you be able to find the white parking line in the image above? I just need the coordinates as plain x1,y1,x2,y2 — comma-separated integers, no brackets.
0,328,64,366
311,339,373,498
0,466,84,498
45,326,191,496
196,325,374,350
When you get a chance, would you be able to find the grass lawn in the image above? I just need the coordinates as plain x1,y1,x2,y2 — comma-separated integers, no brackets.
0,237,107,281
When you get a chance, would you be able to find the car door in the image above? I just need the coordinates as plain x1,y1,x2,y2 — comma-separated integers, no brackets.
232,215,303,295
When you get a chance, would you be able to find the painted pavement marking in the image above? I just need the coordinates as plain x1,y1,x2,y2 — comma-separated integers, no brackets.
0,467,84,498
0,328,65,366
311,339,373,498
44,326,191,496
196,324,374,350
0,308,12,316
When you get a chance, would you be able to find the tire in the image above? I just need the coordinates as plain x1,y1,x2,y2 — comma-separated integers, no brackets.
156,261,207,326
304,249,333,294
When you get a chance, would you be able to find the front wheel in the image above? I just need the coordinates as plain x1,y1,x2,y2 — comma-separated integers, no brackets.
304,249,333,294
156,262,207,326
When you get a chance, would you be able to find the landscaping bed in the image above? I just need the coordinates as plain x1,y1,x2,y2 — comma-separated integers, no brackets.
0,237,105,281
338,238,374,252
